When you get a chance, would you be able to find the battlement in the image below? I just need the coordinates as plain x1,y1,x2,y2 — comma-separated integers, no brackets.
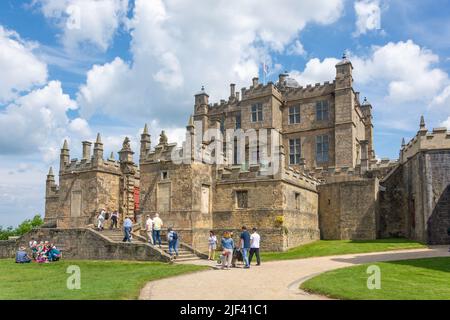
283,80,336,100
61,156,122,176
144,142,179,163
217,164,319,191
401,127,450,163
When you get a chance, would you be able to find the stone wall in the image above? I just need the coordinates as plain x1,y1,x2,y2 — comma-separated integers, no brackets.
379,150,450,244
318,177,378,240
0,228,170,262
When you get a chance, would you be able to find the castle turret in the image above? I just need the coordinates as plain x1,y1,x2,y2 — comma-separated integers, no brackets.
361,97,375,159
93,133,103,164
60,139,70,173
140,124,151,161
46,166,56,196
194,86,209,134
335,52,353,88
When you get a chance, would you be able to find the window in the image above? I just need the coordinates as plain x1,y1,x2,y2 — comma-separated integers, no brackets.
251,103,263,122
289,138,301,164
316,135,329,163
289,105,300,124
316,101,329,121
161,171,169,180
220,116,225,134
236,190,248,208
295,193,300,210
235,114,241,129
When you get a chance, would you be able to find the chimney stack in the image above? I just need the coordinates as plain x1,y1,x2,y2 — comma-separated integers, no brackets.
230,83,236,98
252,77,259,87
82,141,92,160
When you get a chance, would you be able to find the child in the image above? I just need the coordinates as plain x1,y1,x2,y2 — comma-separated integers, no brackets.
208,231,217,261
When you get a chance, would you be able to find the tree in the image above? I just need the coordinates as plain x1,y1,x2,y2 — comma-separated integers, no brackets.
0,215,43,240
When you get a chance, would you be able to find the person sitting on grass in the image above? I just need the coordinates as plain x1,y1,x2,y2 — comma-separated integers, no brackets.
47,244,62,262
15,246,31,263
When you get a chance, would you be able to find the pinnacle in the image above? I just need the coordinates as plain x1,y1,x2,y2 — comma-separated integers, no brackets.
143,123,149,135
62,139,69,150
48,166,54,176
187,115,194,127
420,115,426,129
109,152,115,160
96,133,102,144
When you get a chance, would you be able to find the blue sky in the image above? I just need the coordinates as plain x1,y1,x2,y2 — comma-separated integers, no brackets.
1,0,450,227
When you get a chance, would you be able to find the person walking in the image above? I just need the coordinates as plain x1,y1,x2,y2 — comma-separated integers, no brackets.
240,226,251,269
145,215,154,244
167,227,179,258
122,216,133,242
110,210,118,229
97,209,106,231
221,231,234,270
208,231,217,261
249,227,261,266
152,213,163,248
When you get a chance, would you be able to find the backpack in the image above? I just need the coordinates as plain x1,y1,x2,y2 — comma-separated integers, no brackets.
172,232,178,241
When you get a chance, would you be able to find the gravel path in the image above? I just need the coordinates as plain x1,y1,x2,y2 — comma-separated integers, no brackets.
139,246,450,300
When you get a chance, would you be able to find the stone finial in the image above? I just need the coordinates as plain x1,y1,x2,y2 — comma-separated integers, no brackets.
420,115,426,129
401,137,406,147
48,166,54,177
342,52,347,60
143,123,149,135
62,139,69,150
109,152,115,161
159,130,168,145
187,115,194,128
96,133,102,144
122,137,131,150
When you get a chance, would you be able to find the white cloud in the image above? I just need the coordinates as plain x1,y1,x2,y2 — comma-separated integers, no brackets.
431,84,450,107
441,117,450,129
286,40,306,56
354,0,381,36
290,57,340,86
0,80,83,160
0,26,48,103
32,0,129,51
351,40,448,103
76,0,345,126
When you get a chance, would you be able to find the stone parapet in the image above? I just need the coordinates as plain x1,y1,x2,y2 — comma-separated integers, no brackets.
401,127,450,163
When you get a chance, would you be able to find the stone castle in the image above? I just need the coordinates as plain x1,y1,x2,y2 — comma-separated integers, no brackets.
44,55,450,252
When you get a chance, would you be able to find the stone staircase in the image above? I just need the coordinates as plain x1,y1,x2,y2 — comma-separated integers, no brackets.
98,228,202,262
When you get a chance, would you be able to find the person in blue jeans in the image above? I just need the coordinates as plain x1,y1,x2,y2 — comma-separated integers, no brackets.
240,226,251,268
167,227,179,257
122,216,133,242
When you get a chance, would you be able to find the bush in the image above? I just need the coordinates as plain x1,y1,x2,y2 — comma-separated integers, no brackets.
0,214,43,240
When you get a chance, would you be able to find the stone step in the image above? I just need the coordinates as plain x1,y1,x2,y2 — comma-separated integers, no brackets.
172,256,202,262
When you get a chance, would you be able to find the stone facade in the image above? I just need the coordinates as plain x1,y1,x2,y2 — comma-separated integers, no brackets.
380,123,450,244
45,134,140,229
43,55,450,256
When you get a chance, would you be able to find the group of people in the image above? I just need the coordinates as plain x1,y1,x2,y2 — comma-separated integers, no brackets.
15,238,62,264
96,208,119,231
144,214,179,257
208,226,261,270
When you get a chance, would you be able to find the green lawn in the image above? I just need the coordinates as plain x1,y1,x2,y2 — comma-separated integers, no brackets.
0,259,207,300
301,257,450,300
260,238,426,261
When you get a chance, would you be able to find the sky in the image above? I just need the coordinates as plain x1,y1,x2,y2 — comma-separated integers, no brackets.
0,0,450,227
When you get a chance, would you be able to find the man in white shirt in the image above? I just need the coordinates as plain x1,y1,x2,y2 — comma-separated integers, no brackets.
145,215,154,244
152,213,163,248
249,227,261,266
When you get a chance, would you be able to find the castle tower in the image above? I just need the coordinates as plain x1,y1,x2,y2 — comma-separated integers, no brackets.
60,140,70,173
93,133,103,165
334,52,357,168
140,124,151,161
